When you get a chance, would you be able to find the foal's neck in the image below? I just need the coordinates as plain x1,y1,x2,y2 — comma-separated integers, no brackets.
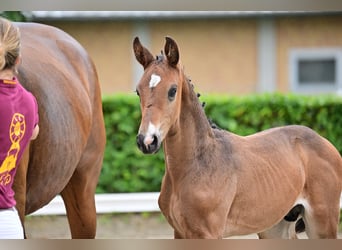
181,81,213,137
164,79,214,162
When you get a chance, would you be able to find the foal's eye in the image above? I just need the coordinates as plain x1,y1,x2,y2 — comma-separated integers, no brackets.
135,89,140,97
168,85,177,101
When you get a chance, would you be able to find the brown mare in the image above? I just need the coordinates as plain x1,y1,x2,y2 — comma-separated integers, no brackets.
11,22,106,238
133,36,342,239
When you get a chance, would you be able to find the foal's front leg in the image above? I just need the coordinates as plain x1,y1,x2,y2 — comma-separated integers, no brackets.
171,211,224,239
180,211,226,239
176,183,235,238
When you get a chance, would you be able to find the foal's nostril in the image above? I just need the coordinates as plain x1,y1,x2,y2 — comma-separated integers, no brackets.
145,135,159,154
136,133,160,154
150,135,158,149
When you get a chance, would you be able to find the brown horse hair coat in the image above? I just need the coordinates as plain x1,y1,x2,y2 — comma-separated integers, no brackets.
134,36,342,239
12,22,106,239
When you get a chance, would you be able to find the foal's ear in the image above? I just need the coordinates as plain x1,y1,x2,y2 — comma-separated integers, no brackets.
133,37,154,69
164,36,179,67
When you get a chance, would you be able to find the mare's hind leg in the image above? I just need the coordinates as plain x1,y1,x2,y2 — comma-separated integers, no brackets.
61,102,105,238
13,145,30,238
174,230,183,239
61,153,103,239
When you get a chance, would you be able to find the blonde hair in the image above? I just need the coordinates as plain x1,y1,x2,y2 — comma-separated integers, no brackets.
0,17,20,71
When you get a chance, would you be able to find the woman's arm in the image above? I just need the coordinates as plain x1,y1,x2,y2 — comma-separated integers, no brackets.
31,125,39,140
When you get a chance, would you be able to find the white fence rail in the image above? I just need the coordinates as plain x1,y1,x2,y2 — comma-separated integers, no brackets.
31,192,160,216
31,193,342,216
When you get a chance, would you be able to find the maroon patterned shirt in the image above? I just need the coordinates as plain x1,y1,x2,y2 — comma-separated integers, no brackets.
0,77,39,208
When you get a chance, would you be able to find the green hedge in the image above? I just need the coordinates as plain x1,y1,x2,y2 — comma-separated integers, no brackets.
98,93,342,193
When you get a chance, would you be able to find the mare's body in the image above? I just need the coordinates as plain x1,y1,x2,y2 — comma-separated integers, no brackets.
12,22,106,238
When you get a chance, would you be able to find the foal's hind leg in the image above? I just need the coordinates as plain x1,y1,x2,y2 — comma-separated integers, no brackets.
258,204,305,239
302,173,340,237
302,177,340,238
258,220,297,239
301,202,340,239
300,136,342,238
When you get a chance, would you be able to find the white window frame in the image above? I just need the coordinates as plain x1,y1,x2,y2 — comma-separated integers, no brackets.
289,48,342,94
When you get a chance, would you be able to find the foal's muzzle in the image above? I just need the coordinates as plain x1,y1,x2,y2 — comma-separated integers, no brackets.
136,134,160,154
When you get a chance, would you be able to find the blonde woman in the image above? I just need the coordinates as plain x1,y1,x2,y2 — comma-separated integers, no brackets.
0,17,39,239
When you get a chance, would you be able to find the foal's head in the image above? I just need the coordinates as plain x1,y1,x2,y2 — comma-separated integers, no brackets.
134,36,185,154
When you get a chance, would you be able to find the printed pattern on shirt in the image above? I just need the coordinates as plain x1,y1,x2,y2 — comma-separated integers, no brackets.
0,113,26,186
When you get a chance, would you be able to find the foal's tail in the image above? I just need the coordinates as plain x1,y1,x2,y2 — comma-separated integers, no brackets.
295,219,305,234
284,204,306,233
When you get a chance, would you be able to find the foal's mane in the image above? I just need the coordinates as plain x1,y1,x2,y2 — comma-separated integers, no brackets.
156,51,165,63
188,78,221,130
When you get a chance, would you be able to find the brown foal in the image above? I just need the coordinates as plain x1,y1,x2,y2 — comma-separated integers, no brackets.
133,36,342,239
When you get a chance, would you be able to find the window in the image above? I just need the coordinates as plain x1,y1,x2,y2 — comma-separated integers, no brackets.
289,48,342,94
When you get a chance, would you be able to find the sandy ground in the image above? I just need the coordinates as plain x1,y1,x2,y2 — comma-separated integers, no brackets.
25,213,173,239
24,213,341,239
